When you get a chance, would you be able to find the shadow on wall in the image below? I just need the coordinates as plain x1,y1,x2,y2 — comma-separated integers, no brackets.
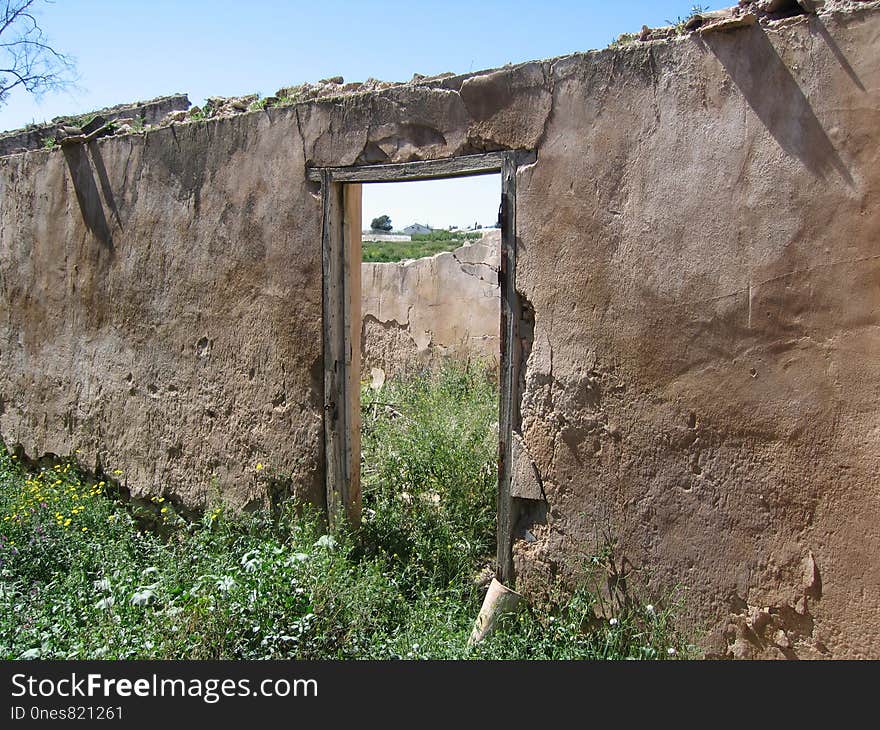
62,143,122,252
812,17,866,93
703,24,856,187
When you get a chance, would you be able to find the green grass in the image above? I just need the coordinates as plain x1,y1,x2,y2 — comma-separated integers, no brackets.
362,232,483,263
0,363,696,659
409,231,484,243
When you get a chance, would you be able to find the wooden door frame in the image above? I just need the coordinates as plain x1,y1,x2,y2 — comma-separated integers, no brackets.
308,150,536,584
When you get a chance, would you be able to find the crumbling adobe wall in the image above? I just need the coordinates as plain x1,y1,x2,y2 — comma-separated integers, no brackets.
361,230,500,377
512,5,880,658
0,109,325,511
0,95,191,156
1,1,878,658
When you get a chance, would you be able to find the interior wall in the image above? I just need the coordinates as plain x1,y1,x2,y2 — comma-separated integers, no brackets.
361,230,501,377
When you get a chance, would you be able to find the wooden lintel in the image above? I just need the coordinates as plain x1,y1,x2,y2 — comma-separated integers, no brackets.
308,151,534,183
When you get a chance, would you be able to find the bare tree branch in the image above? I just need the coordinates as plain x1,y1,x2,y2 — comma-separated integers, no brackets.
0,0,74,108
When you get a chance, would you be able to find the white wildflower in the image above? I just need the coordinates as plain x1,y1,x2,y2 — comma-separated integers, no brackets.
314,534,336,549
241,550,261,572
286,552,309,566
130,589,157,606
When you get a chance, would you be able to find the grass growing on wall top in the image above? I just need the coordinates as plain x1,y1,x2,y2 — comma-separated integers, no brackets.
0,363,696,659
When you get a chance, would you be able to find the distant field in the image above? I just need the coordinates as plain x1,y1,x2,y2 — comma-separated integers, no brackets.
363,231,483,263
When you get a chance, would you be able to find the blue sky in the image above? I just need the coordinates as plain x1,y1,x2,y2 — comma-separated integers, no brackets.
0,0,721,228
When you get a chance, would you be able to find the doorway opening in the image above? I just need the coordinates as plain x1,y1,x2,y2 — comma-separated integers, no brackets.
310,151,533,583
360,173,501,585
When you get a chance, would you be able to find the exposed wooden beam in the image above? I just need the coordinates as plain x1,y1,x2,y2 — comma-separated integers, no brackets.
308,151,535,183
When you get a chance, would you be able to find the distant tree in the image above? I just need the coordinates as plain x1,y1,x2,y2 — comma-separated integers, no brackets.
0,1,75,109
370,214,392,232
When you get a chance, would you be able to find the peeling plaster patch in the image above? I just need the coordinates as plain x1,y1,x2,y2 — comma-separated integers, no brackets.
721,551,826,659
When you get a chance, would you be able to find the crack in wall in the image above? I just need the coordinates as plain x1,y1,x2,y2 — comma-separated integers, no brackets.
293,105,310,170
533,61,557,153
451,250,499,283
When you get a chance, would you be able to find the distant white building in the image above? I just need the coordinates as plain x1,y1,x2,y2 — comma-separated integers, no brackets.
403,223,433,235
